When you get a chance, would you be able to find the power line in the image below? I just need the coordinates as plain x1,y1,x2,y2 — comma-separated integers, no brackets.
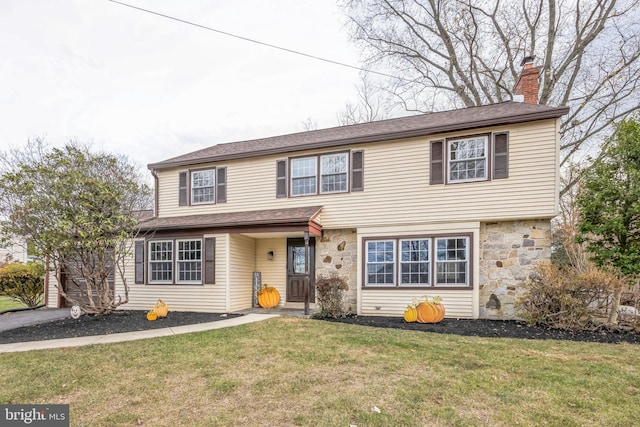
107,0,405,82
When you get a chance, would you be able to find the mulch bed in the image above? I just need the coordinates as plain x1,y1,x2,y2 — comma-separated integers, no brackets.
320,315,640,345
0,311,241,344
2,310,639,345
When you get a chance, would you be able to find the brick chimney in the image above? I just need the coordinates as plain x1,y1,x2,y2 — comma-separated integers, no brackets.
513,56,540,104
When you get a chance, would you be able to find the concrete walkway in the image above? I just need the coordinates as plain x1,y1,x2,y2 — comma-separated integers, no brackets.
0,313,279,353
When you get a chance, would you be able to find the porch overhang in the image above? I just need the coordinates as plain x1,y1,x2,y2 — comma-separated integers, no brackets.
137,206,323,237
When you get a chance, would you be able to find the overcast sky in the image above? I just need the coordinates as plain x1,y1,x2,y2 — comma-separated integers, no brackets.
0,0,363,171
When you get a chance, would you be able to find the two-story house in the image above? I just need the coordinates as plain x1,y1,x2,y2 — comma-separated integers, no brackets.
47,62,568,319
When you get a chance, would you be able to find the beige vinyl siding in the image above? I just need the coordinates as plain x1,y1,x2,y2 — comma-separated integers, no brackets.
155,119,559,228
255,238,287,306
228,234,256,312
357,222,480,319
121,236,228,313
361,289,474,318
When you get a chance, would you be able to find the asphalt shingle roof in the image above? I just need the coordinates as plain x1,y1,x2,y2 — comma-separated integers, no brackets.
148,101,569,170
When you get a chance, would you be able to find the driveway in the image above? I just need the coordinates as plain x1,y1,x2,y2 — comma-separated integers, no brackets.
0,308,69,333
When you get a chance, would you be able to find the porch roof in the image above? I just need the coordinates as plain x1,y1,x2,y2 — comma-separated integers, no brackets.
138,206,323,236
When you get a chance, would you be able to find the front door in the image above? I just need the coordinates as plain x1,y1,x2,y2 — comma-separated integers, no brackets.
286,238,315,303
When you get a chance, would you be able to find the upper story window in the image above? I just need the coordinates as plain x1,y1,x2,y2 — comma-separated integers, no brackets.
191,170,215,204
277,151,363,198
321,153,348,193
291,157,317,196
430,132,509,185
178,168,227,206
448,136,488,183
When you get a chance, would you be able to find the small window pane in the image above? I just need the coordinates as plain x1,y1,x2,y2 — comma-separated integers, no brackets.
366,240,395,285
400,239,430,285
177,240,202,284
291,157,317,196
191,170,215,204
149,240,173,283
320,153,348,193
435,238,468,286
448,137,488,182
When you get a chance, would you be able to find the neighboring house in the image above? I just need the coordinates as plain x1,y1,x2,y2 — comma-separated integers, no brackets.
47,60,569,319
0,237,28,264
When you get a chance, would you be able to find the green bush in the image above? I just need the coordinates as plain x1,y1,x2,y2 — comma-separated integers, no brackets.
0,262,45,307
517,262,625,330
315,272,349,318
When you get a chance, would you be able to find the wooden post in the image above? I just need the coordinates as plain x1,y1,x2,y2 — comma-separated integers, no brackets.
304,231,310,315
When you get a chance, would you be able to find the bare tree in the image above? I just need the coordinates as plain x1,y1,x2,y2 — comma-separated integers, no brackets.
300,117,319,131
342,0,640,193
337,72,392,125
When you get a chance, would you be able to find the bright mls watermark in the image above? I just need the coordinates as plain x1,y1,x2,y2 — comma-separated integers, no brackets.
1,405,69,426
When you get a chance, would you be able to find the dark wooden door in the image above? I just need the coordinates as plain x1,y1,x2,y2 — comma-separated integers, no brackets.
286,238,315,303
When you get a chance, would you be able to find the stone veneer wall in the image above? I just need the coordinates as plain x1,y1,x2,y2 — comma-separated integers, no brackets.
316,228,358,312
479,220,552,319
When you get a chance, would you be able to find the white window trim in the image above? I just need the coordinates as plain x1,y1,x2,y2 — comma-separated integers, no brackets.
399,238,431,286
447,136,489,183
291,156,317,197
320,152,349,194
364,235,471,288
191,169,216,205
176,239,203,285
434,237,470,287
148,240,174,284
365,239,396,286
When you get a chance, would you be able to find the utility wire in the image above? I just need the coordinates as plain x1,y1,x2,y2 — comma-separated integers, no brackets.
107,0,407,83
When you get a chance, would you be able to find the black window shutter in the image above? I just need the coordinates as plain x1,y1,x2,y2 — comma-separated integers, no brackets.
351,150,364,191
216,167,227,203
204,237,215,284
493,133,509,179
276,160,287,198
430,140,444,185
134,240,144,284
178,171,188,206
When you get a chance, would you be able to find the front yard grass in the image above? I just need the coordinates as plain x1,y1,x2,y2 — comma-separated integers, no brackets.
0,296,25,311
1,317,639,426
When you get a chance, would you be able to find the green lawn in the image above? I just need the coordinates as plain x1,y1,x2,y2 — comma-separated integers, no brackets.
0,296,25,311
1,317,639,426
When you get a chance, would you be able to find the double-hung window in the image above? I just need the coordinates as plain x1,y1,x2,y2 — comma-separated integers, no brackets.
179,168,226,206
448,136,488,183
291,157,317,196
435,237,468,285
320,153,348,193
431,133,508,185
364,235,471,288
177,240,202,284
149,240,173,284
191,169,215,204
366,240,396,285
289,152,351,196
148,239,203,285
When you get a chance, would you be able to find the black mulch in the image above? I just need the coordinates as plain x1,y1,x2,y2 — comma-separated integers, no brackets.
320,315,640,345
0,311,242,344
2,310,639,345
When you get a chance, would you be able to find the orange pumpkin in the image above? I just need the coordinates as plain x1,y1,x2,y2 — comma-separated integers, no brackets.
403,305,418,323
258,285,280,309
416,301,445,323
153,299,169,318
433,302,446,322
146,310,158,321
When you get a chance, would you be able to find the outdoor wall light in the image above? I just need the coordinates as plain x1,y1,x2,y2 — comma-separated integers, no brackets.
267,250,275,260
